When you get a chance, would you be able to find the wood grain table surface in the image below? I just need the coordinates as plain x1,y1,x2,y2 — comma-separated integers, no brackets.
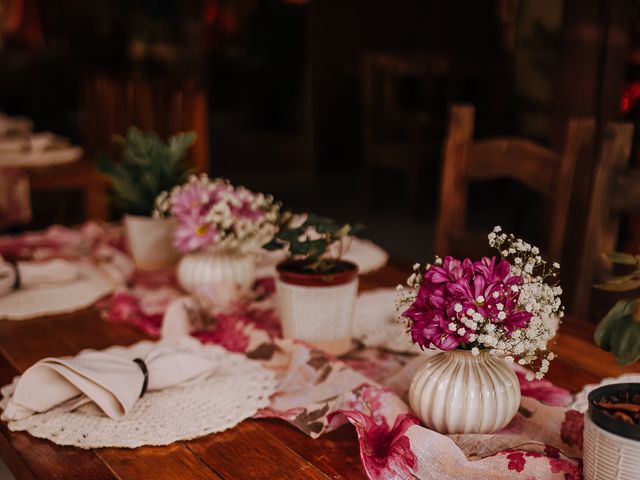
0,262,639,479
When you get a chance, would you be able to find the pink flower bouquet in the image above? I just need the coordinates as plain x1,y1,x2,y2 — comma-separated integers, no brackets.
396,227,563,379
154,174,280,254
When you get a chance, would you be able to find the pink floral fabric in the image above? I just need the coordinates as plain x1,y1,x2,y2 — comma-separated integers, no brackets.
104,275,583,479
3,223,587,479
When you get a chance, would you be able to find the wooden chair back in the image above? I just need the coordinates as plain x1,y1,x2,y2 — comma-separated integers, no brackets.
82,73,210,173
435,104,594,262
572,122,635,319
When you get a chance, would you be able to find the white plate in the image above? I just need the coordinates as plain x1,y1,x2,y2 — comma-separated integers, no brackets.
0,146,83,167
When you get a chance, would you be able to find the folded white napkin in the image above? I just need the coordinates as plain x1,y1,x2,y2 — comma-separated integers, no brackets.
1,339,219,421
0,258,79,298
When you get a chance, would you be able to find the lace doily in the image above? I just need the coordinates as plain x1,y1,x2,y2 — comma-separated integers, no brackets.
352,288,422,354
567,373,640,412
0,262,114,321
2,341,278,448
256,237,389,278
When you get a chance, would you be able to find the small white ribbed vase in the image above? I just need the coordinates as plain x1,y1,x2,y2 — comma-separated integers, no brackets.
409,350,521,434
176,250,256,293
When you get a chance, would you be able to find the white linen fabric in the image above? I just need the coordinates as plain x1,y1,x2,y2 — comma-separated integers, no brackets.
352,288,423,353
1,338,223,421
0,339,278,448
0,261,112,321
0,261,13,297
0,257,79,298
568,373,640,412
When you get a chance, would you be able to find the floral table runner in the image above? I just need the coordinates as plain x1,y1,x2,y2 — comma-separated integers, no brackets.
1,223,585,479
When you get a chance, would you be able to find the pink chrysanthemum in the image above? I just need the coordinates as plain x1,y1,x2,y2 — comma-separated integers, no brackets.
402,256,532,350
173,214,217,253
169,181,216,219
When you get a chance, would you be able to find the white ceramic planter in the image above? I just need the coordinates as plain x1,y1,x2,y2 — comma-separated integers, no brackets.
409,350,521,434
584,414,640,480
276,262,358,356
583,383,640,480
176,249,256,294
124,215,179,271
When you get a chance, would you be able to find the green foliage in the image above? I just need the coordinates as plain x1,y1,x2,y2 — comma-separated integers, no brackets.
263,213,364,274
594,252,640,292
595,298,640,365
594,251,640,365
96,127,196,215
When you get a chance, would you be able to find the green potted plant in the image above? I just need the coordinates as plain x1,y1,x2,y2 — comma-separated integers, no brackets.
264,214,364,355
586,253,640,478
593,252,640,366
97,127,196,270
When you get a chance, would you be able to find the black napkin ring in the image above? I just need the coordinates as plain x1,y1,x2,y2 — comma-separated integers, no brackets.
7,260,20,290
133,358,149,398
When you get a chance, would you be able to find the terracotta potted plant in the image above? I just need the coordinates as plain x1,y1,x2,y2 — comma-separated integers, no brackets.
154,174,280,295
264,214,363,356
583,383,640,480
97,127,195,270
396,227,562,434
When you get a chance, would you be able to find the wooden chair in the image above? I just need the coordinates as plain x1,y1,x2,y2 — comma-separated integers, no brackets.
435,104,594,262
362,53,450,210
571,122,635,320
29,74,210,221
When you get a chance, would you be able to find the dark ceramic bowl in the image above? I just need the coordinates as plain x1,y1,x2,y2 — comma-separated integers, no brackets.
588,383,640,441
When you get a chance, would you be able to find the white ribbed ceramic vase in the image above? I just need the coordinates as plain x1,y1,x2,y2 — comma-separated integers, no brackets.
176,250,256,293
409,350,521,434
124,215,179,271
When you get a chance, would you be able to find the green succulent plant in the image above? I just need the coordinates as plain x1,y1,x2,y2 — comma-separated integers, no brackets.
97,127,196,216
263,213,364,274
594,252,640,365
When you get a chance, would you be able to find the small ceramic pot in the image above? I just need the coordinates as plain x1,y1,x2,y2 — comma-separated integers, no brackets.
176,249,256,294
584,383,640,480
276,261,358,356
409,350,521,434
124,215,179,271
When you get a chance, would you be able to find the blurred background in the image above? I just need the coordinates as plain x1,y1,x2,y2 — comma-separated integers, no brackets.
1,0,640,320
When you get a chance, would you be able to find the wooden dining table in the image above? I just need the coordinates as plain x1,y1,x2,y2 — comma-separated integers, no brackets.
0,261,639,480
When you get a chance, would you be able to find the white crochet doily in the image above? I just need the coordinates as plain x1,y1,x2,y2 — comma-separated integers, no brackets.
567,373,640,413
1,340,278,449
352,288,422,354
0,262,114,321
256,237,389,278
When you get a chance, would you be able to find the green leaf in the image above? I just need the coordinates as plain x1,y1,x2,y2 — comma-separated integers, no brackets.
97,127,194,214
350,223,366,236
595,299,640,365
262,239,284,251
604,252,638,266
278,227,305,242
95,152,116,175
595,299,637,350
594,279,640,292
611,319,640,365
